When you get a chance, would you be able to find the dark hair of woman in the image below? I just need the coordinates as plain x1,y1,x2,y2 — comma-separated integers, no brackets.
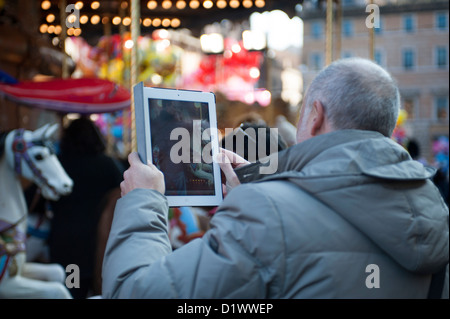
59,116,106,156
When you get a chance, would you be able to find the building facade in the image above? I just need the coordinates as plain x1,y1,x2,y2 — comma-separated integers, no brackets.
300,0,449,162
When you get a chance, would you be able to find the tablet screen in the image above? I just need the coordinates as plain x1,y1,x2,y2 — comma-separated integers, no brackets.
148,98,215,196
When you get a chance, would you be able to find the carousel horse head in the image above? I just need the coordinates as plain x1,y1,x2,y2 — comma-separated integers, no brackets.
3,123,73,200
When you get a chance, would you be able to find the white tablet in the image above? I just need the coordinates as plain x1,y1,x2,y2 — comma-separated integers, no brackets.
134,82,223,207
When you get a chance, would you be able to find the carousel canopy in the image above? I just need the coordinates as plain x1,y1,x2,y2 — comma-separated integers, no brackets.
0,77,131,114
38,0,304,41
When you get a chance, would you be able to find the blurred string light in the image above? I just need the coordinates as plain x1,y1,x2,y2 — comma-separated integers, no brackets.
112,16,122,25
67,14,77,25
230,0,240,8
176,1,187,9
123,17,132,26
41,0,51,10
46,13,55,23
37,0,235,34
190,0,200,9
91,15,101,25
91,1,100,10
255,0,265,8
143,18,152,27
217,0,227,9
162,18,171,27
203,0,213,9
243,0,253,8
153,18,162,27
147,0,157,9
80,15,89,24
171,18,181,28
74,1,83,10
39,24,48,33
162,0,172,9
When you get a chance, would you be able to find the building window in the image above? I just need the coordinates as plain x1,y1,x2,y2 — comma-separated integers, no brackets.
342,0,354,6
310,53,322,71
402,49,415,70
403,15,415,33
436,12,448,30
342,20,353,37
375,17,382,35
311,21,322,39
436,46,448,69
403,98,416,120
435,96,449,120
374,50,383,66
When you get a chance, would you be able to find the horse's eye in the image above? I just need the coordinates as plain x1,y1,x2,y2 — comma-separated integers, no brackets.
34,154,44,161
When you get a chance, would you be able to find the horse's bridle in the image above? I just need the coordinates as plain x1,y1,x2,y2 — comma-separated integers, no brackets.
12,129,57,194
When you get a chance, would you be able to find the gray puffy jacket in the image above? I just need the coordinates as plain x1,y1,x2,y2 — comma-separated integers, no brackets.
102,130,449,298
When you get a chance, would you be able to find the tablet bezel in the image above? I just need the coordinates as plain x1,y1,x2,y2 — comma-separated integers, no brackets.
134,83,223,207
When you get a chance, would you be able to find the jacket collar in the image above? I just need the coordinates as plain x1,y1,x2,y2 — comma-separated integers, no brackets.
235,129,435,184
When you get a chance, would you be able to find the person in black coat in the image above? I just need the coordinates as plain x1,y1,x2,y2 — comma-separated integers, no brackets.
48,116,124,299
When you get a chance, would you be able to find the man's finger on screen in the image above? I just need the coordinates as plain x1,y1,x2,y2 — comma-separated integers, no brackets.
219,148,249,167
218,153,240,189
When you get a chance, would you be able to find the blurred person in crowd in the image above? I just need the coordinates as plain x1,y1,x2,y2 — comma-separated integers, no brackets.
48,116,123,299
406,139,428,165
407,138,448,206
102,58,448,298
221,121,287,164
275,115,297,147
433,166,449,206
431,136,449,206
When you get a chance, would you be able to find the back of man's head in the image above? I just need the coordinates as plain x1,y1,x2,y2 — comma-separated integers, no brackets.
304,57,401,137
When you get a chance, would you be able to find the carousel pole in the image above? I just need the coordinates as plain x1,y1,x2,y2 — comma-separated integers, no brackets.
60,0,68,134
325,0,334,66
119,3,130,154
369,0,375,60
60,0,69,79
335,0,342,60
266,46,274,126
103,15,115,156
103,17,112,79
130,0,140,153
117,1,132,155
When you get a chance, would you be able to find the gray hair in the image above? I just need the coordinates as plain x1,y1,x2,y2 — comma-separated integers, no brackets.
304,57,401,137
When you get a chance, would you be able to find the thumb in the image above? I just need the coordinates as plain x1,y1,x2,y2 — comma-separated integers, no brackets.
128,152,143,166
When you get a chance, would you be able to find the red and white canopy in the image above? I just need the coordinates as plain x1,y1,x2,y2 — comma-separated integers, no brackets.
0,78,130,114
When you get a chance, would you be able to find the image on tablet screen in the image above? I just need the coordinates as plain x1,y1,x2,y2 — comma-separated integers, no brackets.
148,98,215,196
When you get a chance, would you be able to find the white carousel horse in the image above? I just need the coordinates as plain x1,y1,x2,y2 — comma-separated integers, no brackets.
0,123,74,298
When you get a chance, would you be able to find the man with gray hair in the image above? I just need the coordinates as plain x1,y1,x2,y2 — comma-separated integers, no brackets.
298,58,400,139
102,58,448,298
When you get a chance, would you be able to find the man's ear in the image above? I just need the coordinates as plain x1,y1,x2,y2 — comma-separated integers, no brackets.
310,100,326,137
